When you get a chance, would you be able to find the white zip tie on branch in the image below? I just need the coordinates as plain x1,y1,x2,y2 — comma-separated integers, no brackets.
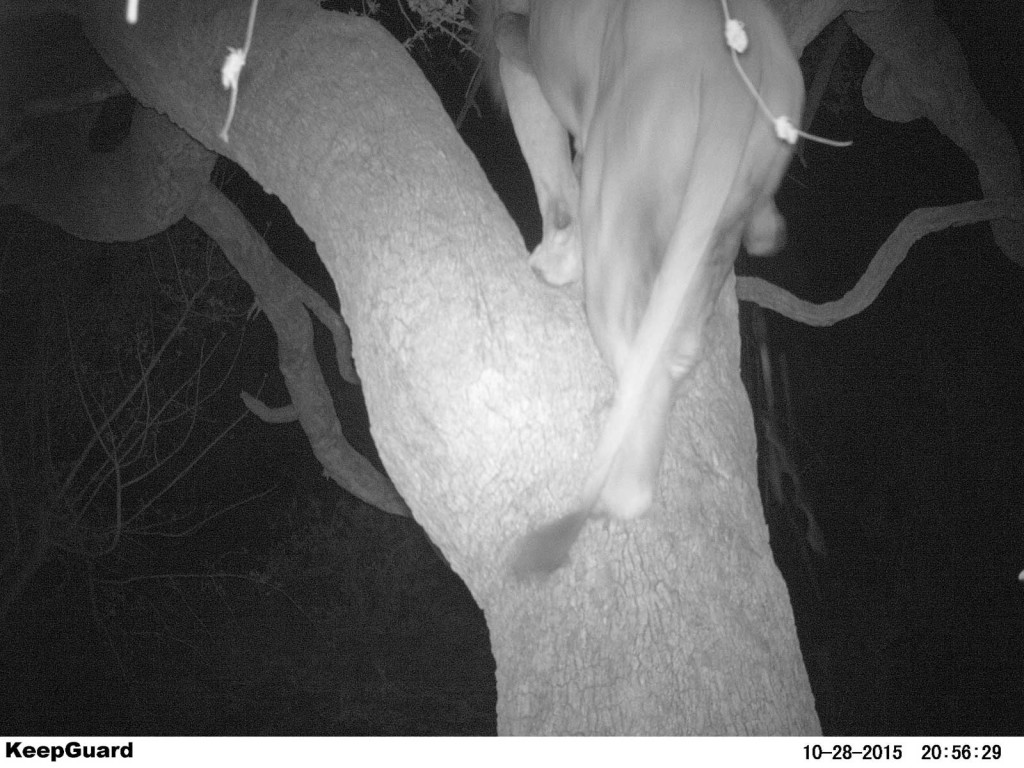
220,0,260,143
720,0,851,148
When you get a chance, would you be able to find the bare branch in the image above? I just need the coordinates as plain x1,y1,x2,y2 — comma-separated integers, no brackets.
737,197,1024,325
240,392,298,423
187,182,411,520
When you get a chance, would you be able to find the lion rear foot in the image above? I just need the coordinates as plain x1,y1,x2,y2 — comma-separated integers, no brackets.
529,220,582,286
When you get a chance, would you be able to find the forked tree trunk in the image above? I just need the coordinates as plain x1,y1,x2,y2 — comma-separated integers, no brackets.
29,0,837,733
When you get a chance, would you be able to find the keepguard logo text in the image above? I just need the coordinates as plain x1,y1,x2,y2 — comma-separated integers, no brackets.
6,742,133,761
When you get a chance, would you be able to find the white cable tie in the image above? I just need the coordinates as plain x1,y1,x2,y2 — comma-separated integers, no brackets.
774,116,799,144
724,18,748,53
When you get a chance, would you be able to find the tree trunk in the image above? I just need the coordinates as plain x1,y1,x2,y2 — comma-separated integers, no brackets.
71,0,817,733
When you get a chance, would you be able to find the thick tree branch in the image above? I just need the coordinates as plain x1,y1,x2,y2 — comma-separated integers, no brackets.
740,0,1024,325
187,181,409,519
845,0,1024,264
0,9,214,240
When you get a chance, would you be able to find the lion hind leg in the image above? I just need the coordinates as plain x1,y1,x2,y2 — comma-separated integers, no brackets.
584,265,721,524
587,365,676,521
586,178,741,522
510,222,739,579
496,19,582,286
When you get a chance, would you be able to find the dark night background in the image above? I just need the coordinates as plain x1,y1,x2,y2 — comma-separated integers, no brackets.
1,0,1022,736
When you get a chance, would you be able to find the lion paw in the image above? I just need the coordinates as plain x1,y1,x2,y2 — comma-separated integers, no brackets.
528,224,583,286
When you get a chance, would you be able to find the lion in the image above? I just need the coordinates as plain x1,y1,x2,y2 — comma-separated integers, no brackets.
475,0,804,575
